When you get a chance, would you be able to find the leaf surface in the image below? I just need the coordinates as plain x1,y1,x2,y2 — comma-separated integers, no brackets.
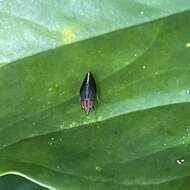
0,1,190,190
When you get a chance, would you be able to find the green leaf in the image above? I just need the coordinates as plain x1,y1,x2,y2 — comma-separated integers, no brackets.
0,1,190,190
1,0,190,64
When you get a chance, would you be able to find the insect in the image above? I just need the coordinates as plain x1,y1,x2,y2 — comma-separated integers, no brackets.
80,72,97,114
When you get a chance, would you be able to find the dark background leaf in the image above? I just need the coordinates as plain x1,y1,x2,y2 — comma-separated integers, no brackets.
0,175,47,190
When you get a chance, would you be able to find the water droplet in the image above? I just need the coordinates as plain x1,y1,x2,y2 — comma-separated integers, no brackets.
163,143,166,146
134,54,137,57
48,87,52,92
186,90,190,94
32,122,36,125
176,159,185,165
142,65,146,69
55,84,59,88
51,137,55,141
140,11,144,15
154,71,158,75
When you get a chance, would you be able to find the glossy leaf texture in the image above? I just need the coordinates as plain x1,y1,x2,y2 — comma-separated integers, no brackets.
0,0,190,190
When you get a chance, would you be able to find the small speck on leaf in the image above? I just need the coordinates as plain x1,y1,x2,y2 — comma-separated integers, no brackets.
63,26,77,42
140,11,144,15
176,159,185,165
95,166,103,172
186,42,190,48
